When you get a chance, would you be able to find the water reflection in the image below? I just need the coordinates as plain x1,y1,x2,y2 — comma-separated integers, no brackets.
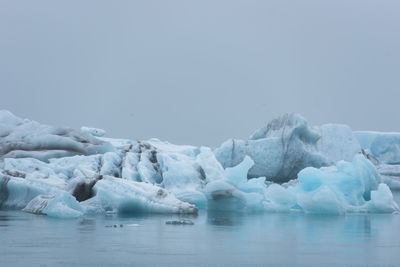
0,210,32,227
204,210,397,245
0,194,400,266
0,212,10,222
207,210,244,226
77,218,96,232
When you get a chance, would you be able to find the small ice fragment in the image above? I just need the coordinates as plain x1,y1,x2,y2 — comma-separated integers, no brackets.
126,224,140,227
165,219,194,225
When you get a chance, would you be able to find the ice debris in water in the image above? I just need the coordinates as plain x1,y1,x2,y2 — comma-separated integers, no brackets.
126,223,140,227
0,110,399,218
105,224,124,228
165,219,194,225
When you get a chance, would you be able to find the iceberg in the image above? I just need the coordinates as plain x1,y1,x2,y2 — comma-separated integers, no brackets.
214,114,362,183
0,110,399,218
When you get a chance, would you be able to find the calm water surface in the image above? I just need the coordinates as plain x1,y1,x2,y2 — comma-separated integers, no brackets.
1,193,400,267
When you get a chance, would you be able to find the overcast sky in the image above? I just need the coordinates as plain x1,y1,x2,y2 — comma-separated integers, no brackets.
1,0,399,146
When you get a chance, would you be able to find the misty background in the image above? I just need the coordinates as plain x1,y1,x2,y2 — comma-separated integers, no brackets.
1,0,399,146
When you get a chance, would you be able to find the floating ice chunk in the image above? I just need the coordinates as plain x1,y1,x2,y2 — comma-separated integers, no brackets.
80,126,105,137
165,219,194,225
126,224,140,227
23,192,84,218
90,177,198,214
105,224,124,228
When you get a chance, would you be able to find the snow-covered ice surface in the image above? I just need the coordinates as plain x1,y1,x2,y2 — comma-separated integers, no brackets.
0,110,399,218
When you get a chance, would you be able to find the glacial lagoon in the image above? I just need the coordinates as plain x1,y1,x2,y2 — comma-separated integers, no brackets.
1,193,399,267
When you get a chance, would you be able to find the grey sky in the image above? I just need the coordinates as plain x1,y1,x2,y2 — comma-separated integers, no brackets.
1,0,399,146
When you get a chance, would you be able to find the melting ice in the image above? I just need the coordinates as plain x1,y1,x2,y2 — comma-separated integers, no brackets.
0,110,399,218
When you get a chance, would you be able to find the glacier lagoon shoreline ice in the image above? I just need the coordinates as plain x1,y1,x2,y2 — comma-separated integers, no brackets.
0,110,399,218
